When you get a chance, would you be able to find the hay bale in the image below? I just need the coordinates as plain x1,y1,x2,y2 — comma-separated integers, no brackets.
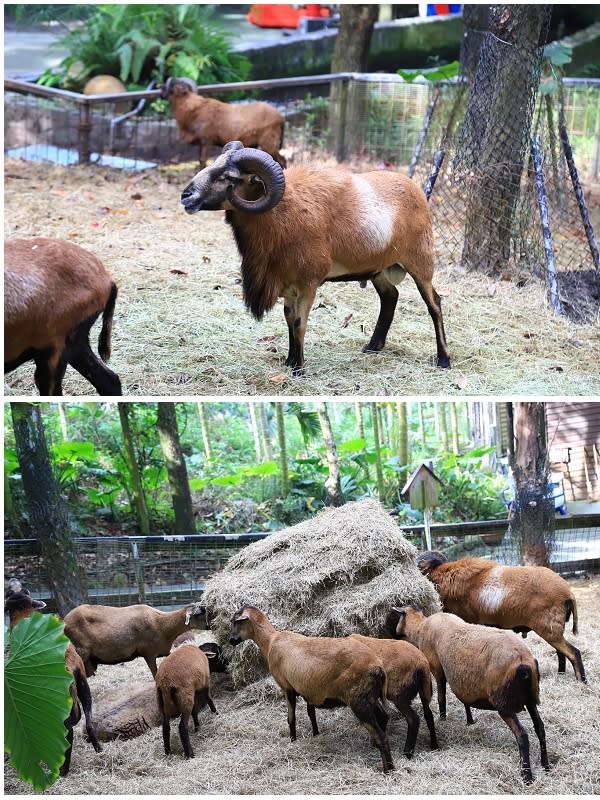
203,499,441,686
93,683,160,741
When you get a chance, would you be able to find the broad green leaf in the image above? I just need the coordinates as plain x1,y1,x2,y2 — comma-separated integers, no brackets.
4,613,73,792
397,60,460,83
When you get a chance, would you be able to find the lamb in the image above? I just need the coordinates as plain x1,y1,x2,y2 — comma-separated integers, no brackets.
63,601,208,678
417,551,586,682
155,642,217,758
180,141,450,373
228,605,395,773
348,633,438,758
4,581,102,776
4,238,122,395
394,606,549,785
162,77,286,168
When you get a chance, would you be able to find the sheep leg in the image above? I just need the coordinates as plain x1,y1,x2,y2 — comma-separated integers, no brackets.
66,319,123,396
59,719,74,776
464,704,475,725
354,709,395,773
282,288,317,374
73,668,102,752
207,695,218,714
550,638,586,682
434,672,447,720
34,347,67,395
525,701,549,771
398,705,420,758
285,689,298,741
419,692,439,749
499,712,533,785
306,702,320,736
178,713,195,758
144,655,159,677
413,280,451,369
363,273,399,352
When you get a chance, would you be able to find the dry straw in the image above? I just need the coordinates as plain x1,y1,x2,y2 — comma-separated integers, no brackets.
202,499,441,686
4,578,598,795
4,159,599,396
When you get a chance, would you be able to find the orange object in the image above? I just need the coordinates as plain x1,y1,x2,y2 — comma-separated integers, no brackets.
247,4,330,29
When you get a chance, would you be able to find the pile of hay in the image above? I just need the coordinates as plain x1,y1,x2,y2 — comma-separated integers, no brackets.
203,499,441,686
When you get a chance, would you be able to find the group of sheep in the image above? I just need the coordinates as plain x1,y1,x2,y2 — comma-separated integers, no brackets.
4,77,451,395
4,552,587,787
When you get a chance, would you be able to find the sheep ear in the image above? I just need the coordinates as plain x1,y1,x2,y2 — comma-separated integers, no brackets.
205,651,216,659
236,613,250,622
392,607,406,616
32,599,47,610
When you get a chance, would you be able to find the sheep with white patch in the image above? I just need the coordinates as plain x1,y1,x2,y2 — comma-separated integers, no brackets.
180,141,451,373
63,601,208,678
417,552,585,682
395,606,549,785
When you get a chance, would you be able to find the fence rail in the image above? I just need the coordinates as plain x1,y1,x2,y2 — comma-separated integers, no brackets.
4,514,599,611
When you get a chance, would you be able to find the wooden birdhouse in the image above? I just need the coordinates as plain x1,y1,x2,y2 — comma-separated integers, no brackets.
402,463,443,549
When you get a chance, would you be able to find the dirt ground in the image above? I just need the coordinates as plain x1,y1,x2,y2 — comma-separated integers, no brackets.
4,159,600,397
3,575,599,796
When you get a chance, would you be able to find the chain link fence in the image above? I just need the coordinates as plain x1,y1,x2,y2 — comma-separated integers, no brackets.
4,515,599,611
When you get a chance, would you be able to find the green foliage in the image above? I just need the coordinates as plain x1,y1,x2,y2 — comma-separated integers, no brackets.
434,447,507,522
4,613,73,792
539,42,573,95
36,4,250,93
397,60,460,83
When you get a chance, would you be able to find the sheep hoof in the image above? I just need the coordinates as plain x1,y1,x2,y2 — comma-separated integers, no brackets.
436,356,451,369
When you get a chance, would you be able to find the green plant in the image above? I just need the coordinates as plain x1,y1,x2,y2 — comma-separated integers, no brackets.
397,60,460,83
37,4,250,93
4,613,73,791
434,447,507,522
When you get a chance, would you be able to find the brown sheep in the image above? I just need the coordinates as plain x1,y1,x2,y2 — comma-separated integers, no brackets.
63,601,208,677
395,606,549,785
228,605,394,773
155,643,217,758
161,77,286,168
349,633,438,757
417,552,585,682
4,238,122,395
180,141,450,373
4,581,102,775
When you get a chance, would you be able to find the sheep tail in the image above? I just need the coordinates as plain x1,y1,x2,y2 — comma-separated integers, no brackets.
98,282,118,362
566,598,579,635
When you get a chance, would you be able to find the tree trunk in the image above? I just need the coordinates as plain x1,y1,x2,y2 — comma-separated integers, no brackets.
460,4,490,83
371,402,385,500
197,402,213,461
317,402,345,507
509,402,554,566
450,403,460,454
248,403,262,461
331,4,379,73
397,402,408,475
118,403,151,535
459,5,551,275
157,403,196,534
329,4,379,159
418,403,427,449
355,401,366,442
438,403,450,452
11,403,87,615
260,404,274,461
275,403,289,497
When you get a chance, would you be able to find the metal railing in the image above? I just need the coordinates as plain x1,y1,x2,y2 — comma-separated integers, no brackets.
4,513,599,611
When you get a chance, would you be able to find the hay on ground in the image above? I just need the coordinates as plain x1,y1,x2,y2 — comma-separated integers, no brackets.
4,159,600,397
202,499,441,686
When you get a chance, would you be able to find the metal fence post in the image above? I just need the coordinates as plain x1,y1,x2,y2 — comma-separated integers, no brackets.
131,540,145,603
334,77,349,163
78,101,91,164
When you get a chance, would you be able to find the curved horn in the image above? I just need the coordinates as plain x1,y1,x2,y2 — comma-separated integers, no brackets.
227,148,285,214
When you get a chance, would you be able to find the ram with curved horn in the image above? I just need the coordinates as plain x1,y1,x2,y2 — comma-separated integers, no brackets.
181,141,451,373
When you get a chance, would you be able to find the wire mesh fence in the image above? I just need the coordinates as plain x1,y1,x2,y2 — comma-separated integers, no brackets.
4,70,599,320
4,515,599,611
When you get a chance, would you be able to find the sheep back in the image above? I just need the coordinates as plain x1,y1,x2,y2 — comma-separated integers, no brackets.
155,644,211,719
4,238,115,363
